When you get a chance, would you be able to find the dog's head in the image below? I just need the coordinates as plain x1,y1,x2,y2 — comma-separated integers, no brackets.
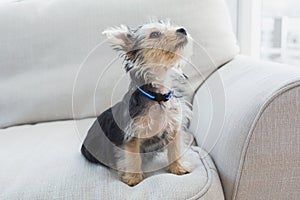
103,20,193,76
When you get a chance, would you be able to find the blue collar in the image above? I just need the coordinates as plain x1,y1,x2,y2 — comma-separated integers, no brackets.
137,87,173,102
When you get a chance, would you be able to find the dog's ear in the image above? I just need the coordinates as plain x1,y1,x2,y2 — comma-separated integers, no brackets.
102,25,133,52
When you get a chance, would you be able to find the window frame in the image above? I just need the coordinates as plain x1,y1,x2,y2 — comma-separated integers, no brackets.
237,0,262,58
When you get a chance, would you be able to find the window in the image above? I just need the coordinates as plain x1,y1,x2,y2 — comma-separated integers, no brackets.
238,0,300,65
261,0,300,65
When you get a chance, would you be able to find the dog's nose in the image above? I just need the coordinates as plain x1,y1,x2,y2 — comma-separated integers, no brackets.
176,28,187,36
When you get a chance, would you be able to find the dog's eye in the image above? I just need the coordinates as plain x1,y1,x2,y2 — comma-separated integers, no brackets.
149,32,160,38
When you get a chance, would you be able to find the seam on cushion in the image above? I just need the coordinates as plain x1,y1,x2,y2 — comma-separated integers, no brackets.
232,81,300,200
187,147,213,200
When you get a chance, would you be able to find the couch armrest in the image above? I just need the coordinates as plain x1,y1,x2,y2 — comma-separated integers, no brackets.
189,55,300,200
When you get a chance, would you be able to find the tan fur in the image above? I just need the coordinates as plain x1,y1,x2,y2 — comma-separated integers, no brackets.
102,20,193,186
120,138,143,186
167,131,189,175
142,49,180,66
120,172,143,186
121,97,187,185
125,98,183,140
138,30,183,66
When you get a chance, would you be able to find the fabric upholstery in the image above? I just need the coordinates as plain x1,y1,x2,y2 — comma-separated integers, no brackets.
0,118,224,200
0,0,238,128
235,85,300,200
189,55,300,200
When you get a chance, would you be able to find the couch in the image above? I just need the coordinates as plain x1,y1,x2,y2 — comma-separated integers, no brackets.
0,0,299,199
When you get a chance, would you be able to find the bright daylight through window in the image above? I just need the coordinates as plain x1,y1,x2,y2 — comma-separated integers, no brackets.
261,0,300,65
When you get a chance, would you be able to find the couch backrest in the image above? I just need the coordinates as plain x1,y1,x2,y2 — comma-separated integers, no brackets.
0,0,239,128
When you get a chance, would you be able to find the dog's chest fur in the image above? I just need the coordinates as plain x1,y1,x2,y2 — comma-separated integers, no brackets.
133,99,181,139
133,100,182,154
123,86,183,152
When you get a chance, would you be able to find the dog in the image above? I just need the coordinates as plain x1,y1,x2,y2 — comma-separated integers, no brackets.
81,19,194,186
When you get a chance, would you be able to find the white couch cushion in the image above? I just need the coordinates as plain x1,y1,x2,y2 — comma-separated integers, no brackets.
0,0,238,128
0,119,224,199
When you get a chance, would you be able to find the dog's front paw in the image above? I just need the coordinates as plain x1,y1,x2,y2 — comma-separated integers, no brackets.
120,172,143,186
168,162,190,175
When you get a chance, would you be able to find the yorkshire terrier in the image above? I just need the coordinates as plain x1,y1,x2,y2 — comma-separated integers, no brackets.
81,19,193,186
